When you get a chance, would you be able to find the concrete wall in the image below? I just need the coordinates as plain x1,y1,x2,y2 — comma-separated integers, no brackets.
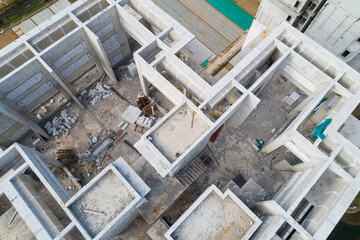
251,23,360,240
1,144,150,240
245,0,360,74
165,185,262,240
86,6,131,68
41,28,104,87
305,0,360,68
0,1,138,146
0,144,68,239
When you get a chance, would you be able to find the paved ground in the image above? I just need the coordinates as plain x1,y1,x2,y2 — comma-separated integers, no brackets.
152,0,233,55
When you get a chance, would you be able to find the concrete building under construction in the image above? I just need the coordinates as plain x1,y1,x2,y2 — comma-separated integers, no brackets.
244,0,360,72
0,0,359,240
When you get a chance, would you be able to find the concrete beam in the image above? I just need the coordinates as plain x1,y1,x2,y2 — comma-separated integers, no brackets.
84,27,117,84
0,101,48,138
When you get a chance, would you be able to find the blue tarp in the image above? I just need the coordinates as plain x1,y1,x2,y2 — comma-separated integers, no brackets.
313,118,332,140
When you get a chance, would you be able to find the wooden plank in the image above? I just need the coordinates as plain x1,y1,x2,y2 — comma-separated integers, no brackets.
7,211,18,226
178,0,244,42
205,32,248,75
152,0,230,55
83,209,106,216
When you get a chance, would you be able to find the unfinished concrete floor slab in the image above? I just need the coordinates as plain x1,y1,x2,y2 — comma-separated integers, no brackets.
165,185,261,240
0,206,36,240
68,170,136,237
64,157,150,239
150,104,210,163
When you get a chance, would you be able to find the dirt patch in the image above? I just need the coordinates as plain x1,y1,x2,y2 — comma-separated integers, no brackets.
0,30,17,49
231,0,261,16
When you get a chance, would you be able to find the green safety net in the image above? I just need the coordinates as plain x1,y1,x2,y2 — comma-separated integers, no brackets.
201,59,210,68
313,118,332,140
206,0,254,30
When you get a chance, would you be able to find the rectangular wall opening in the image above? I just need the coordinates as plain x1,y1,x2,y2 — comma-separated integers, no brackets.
72,0,110,23
235,45,284,89
28,16,78,53
277,30,298,48
125,0,168,35
276,221,296,240
294,42,341,79
317,135,339,157
0,44,35,79
154,59,203,106
302,168,349,235
159,28,182,48
64,226,86,240
148,86,176,117
138,41,165,64
334,148,360,178
202,86,242,122
338,73,360,94
290,198,314,225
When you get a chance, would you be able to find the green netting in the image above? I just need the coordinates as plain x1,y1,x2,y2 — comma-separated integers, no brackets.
201,59,210,68
206,0,254,30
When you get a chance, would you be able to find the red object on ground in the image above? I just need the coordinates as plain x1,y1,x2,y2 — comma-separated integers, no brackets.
210,125,223,143
114,129,123,138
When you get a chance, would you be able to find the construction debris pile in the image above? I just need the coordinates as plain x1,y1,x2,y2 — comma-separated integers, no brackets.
45,109,78,137
86,122,129,167
136,94,157,116
136,115,155,129
78,82,113,106
122,104,156,133
56,149,78,164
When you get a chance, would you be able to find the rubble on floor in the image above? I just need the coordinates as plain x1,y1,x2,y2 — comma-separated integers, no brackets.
85,82,113,106
136,116,155,129
44,108,78,137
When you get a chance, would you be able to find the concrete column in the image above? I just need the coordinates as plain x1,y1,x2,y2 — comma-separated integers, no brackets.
40,60,86,110
84,27,117,84
329,162,354,181
0,101,49,138
262,131,292,153
290,161,323,171
255,200,285,216
134,54,149,96
23,42,85,110
287,217,313,240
